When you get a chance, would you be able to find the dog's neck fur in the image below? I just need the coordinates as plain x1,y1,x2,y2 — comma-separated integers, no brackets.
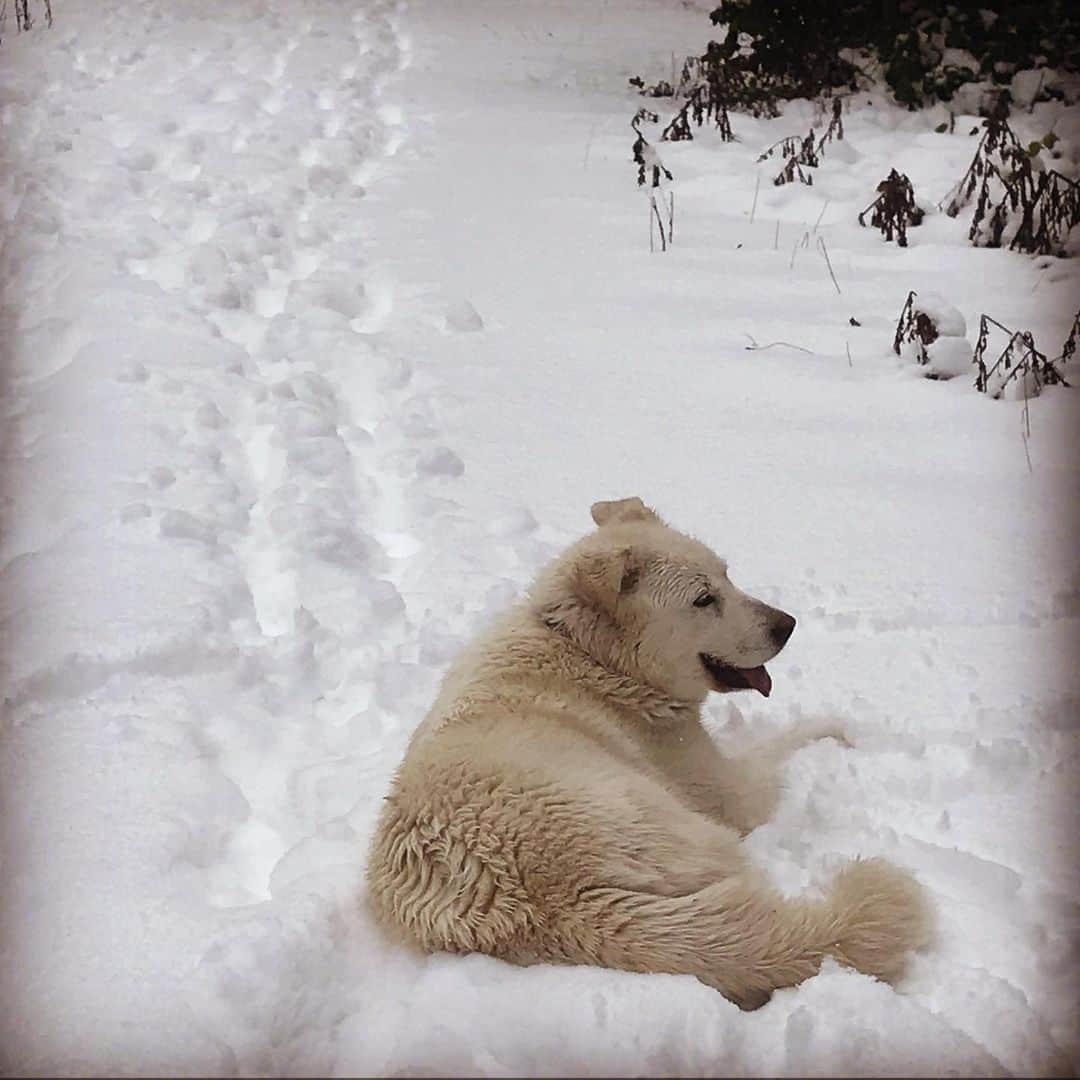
536,596,700,728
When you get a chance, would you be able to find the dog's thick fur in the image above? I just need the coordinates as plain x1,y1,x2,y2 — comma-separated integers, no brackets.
366,498,930,1009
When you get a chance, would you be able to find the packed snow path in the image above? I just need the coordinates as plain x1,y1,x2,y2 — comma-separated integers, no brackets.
0,0,445,1072
2,0,1079,1075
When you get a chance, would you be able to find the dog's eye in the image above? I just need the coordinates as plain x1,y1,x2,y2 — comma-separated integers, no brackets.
693,593,716,608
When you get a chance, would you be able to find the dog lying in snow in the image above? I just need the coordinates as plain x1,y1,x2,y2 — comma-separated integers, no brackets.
366,497,930,1009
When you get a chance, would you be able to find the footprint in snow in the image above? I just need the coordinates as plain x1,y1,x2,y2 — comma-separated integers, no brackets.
160,508,217,546
148,466,176,489
415,447,464,479
488,507,539,538
443,299,484,333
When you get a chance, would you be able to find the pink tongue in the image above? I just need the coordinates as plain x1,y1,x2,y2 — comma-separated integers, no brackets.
743,666,772,697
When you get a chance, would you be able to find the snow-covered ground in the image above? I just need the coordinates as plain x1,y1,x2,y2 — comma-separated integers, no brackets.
1,0,1078,1075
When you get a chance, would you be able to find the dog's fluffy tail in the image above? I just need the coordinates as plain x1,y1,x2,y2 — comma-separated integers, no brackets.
819,856,933,983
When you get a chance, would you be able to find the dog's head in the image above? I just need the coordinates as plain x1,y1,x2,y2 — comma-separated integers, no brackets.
536,496,795,704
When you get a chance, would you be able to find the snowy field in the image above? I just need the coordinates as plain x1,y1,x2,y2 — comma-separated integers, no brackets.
1,0,1079,1075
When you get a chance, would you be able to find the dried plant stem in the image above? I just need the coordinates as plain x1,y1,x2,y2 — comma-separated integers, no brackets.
789,230,810,270
1021,394,1033,472
744,334,813,354
750,173,760,224
817,236,841,294
650,195,669,253
583,121,597,169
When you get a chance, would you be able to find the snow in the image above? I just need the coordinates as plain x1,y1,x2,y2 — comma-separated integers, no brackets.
1053,109,1080,162
1011,69,1050,110
912,291,968,339
925,335,974,380
1,0,1079,1076
941,48,980,74
903,292,972,379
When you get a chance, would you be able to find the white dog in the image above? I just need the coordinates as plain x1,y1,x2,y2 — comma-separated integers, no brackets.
367,497,930,1009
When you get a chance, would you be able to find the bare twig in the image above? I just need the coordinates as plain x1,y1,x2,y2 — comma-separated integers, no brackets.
846,341,853,367
817,236,841,294
650,194,669,252
1021,394,1033,472
744,334,814,354
583,121,597,169
773,219,780,250
749,173,761,224
812,199,830,234
789,230,810,270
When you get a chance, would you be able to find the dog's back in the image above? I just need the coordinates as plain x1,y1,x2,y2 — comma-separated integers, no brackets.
366,612,733,956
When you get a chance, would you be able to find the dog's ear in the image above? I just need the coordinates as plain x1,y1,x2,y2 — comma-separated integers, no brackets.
573,546,640,611
590,497,662,527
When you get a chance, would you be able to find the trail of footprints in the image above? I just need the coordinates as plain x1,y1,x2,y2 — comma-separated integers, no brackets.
0,0,463,1061
78,1,417,659
77,0,459,1065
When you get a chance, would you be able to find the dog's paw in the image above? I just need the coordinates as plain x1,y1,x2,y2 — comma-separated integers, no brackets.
764,719,851,760
729,985,773,1011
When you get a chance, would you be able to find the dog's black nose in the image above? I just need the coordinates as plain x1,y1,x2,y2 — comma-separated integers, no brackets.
770,612,796,648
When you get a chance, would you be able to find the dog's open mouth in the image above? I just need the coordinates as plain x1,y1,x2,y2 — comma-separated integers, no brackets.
700,654,773,697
